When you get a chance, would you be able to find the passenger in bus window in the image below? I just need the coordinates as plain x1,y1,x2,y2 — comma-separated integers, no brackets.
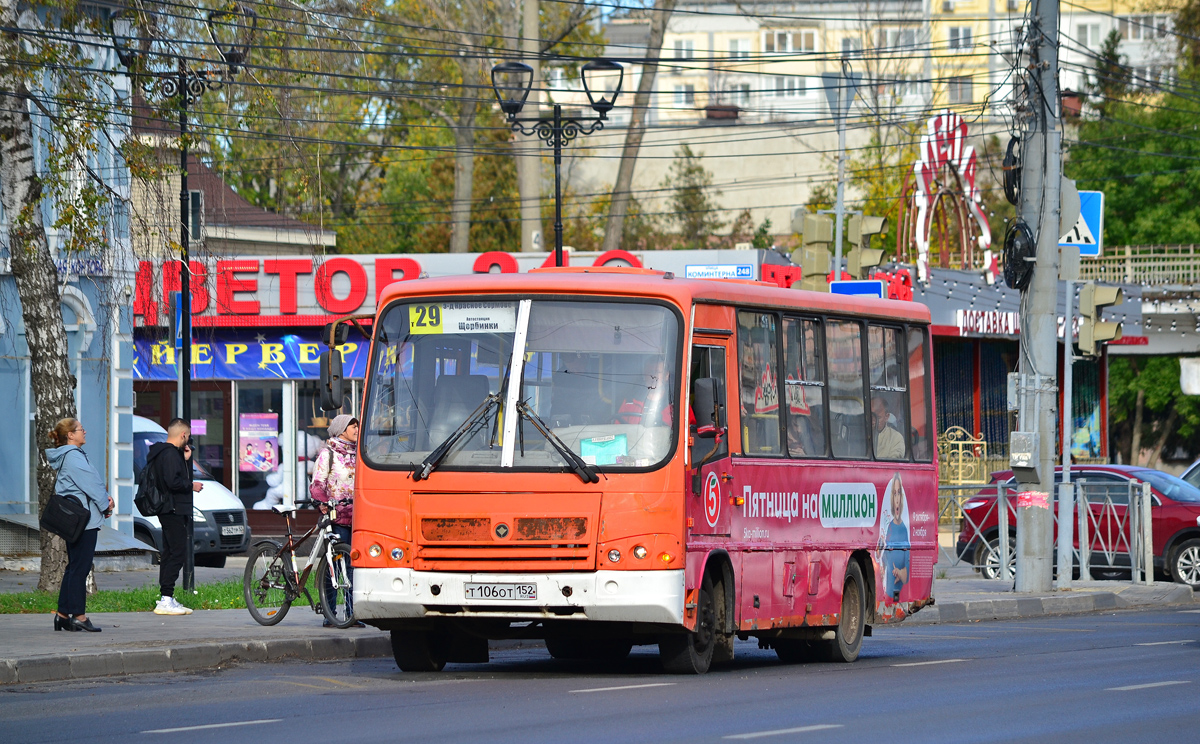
871,396,906,459
787,411,816,456
615,356,672,426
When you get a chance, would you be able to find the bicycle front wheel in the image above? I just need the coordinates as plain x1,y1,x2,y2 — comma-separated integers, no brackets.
317,542,356,628
244,542,294,626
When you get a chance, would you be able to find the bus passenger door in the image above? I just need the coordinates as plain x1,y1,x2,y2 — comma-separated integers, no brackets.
689,340,733,537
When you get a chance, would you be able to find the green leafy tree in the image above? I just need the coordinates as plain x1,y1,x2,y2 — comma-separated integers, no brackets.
663,145,724,249
1108,357,1200,467
1086,30,1130,118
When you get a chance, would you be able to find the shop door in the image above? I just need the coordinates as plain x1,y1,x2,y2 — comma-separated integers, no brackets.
133,381,233,489
236,382,284,510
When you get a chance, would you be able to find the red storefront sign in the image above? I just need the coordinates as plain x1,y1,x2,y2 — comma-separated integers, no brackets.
135,250,642,327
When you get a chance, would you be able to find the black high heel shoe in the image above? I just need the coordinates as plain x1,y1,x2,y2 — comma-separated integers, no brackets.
54,614,77,632
70,616,101,633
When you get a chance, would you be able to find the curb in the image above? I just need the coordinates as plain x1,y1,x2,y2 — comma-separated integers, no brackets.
0,634,392,686
908,583,1195,625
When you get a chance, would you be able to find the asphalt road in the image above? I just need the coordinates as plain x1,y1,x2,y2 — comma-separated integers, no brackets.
4,608,1199,744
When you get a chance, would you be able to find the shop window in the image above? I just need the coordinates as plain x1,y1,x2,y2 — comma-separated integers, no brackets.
827,320,867,459
738,311,781,456
237,382,283,511
868,325,908,461
783,317,827,458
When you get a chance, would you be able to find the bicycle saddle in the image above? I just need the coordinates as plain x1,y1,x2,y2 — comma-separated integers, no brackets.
271,504,299,515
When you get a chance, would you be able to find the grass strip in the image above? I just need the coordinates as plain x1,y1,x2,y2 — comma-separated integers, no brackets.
0,578,248,614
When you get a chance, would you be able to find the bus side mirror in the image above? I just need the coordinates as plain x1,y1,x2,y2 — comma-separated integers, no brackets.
322,321,350,346
693,377,724,437
319,350,344,411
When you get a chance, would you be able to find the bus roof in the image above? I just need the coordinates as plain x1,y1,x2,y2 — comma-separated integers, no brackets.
375,267,932,324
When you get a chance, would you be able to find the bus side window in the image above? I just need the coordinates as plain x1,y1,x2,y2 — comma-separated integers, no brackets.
783,317,827,458
737,312,782,456
689,345,729,464
868,325,908,461
907,327,933,461
826,320,867,459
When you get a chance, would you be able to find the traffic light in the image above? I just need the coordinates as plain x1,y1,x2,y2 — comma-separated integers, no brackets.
847,215,887,279
1078,281,1123,356
790,213,833,292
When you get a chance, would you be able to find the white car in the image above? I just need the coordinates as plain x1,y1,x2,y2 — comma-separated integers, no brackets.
132,416,251,568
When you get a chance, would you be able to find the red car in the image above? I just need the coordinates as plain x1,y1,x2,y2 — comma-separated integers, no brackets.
956,465,1200,586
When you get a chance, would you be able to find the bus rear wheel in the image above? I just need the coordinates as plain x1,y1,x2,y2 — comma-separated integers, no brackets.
825,560,865,663
390,629,447,672
659,573,718,674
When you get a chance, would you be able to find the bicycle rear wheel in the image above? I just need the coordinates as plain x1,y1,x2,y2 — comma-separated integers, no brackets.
244,542,294,625
318,542,355,628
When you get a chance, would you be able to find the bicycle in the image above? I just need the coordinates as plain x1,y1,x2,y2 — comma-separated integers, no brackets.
243,504,355,628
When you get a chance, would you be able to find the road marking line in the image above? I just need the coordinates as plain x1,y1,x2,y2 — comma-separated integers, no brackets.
313,676,363,688
280,681,333,690
570,682,676,694
141,719,281,734
1135,640,1196,646
1178,610,1200,614
891,658,966,667
724,724,843,739
1107,681,1190,691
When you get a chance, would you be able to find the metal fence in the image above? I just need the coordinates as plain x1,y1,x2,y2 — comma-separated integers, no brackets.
1079,244,1200,285
938,480,1154,584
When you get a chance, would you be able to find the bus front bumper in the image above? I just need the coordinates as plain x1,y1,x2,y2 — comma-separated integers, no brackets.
353,568,685,625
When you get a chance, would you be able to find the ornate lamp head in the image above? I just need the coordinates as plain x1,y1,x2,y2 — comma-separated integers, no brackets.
581,60,623,117
491,62,534,119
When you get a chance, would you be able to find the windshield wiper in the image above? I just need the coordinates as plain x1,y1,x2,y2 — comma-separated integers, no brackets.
412,394,501,481
515,400,599,484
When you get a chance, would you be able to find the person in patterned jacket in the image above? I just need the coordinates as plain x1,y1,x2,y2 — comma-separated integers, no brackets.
310,414,363,626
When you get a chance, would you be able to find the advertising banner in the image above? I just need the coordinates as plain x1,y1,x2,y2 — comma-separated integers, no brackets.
133,330,371,381
238,413,279,473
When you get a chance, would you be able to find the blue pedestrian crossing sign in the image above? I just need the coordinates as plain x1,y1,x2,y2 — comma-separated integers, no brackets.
1059,190,1104,257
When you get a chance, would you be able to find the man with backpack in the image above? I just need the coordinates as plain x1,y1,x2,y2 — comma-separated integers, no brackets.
143,418,204,616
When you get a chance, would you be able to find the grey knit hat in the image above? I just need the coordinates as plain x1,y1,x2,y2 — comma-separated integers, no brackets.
327,414,357,439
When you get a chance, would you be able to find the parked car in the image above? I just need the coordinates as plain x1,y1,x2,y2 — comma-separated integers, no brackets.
132,416,250,567
1183,459,1200,490
956,465,1200,587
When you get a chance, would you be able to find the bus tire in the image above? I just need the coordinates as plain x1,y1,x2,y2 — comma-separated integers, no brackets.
390,629,447,672
826,560,866,663
659,573,717,674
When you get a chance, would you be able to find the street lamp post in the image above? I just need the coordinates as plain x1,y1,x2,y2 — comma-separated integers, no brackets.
112,6,257,592
491,60,623,267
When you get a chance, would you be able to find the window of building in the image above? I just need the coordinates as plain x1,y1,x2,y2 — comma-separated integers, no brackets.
729,38,750,58
546,67,565,91
674,84,695,105
1077,23,1101,49
771,76,805,98
730,82,752,105
841,37,863,56
1120,15,1168,40
797,29,816,52
948,75,973,103
673,39,694,59
738,311,782,456
948,26,972,49
783,318,827,458
879,28,917,50
764,30,815,53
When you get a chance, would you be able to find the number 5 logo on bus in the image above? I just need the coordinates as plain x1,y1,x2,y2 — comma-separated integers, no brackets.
704,471,721,528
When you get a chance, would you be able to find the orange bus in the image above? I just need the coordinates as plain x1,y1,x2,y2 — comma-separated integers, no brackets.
329,267,937,674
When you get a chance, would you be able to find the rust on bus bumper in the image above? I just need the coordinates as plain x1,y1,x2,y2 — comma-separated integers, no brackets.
353,568,685,625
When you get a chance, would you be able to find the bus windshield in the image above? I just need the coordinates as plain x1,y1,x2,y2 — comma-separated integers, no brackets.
362,298,680,473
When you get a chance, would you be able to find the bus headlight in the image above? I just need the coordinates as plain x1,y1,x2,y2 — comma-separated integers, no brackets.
390,547,404,560
632,545,648,560
607,549,621,563
368,544,382,558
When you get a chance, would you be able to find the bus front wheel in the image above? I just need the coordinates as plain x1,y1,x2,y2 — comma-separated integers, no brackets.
390,629,447,672
826,560,866,663
659,573,718,674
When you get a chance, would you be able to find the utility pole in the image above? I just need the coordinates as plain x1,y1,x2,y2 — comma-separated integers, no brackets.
1014,0,1061,593
517,0,541,253
821,69,859,278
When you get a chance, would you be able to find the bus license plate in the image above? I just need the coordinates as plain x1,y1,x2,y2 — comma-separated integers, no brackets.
220,525,245,536
464,583,537,601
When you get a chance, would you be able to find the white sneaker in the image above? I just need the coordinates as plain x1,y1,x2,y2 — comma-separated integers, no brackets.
153,596,193,615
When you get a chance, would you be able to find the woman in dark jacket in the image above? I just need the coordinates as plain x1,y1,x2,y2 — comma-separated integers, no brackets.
45,418,113,632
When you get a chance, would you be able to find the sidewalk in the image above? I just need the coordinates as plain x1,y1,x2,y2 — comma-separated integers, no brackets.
0,566,1194,685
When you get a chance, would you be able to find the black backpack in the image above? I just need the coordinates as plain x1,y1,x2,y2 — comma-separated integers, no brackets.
134,452,174,516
